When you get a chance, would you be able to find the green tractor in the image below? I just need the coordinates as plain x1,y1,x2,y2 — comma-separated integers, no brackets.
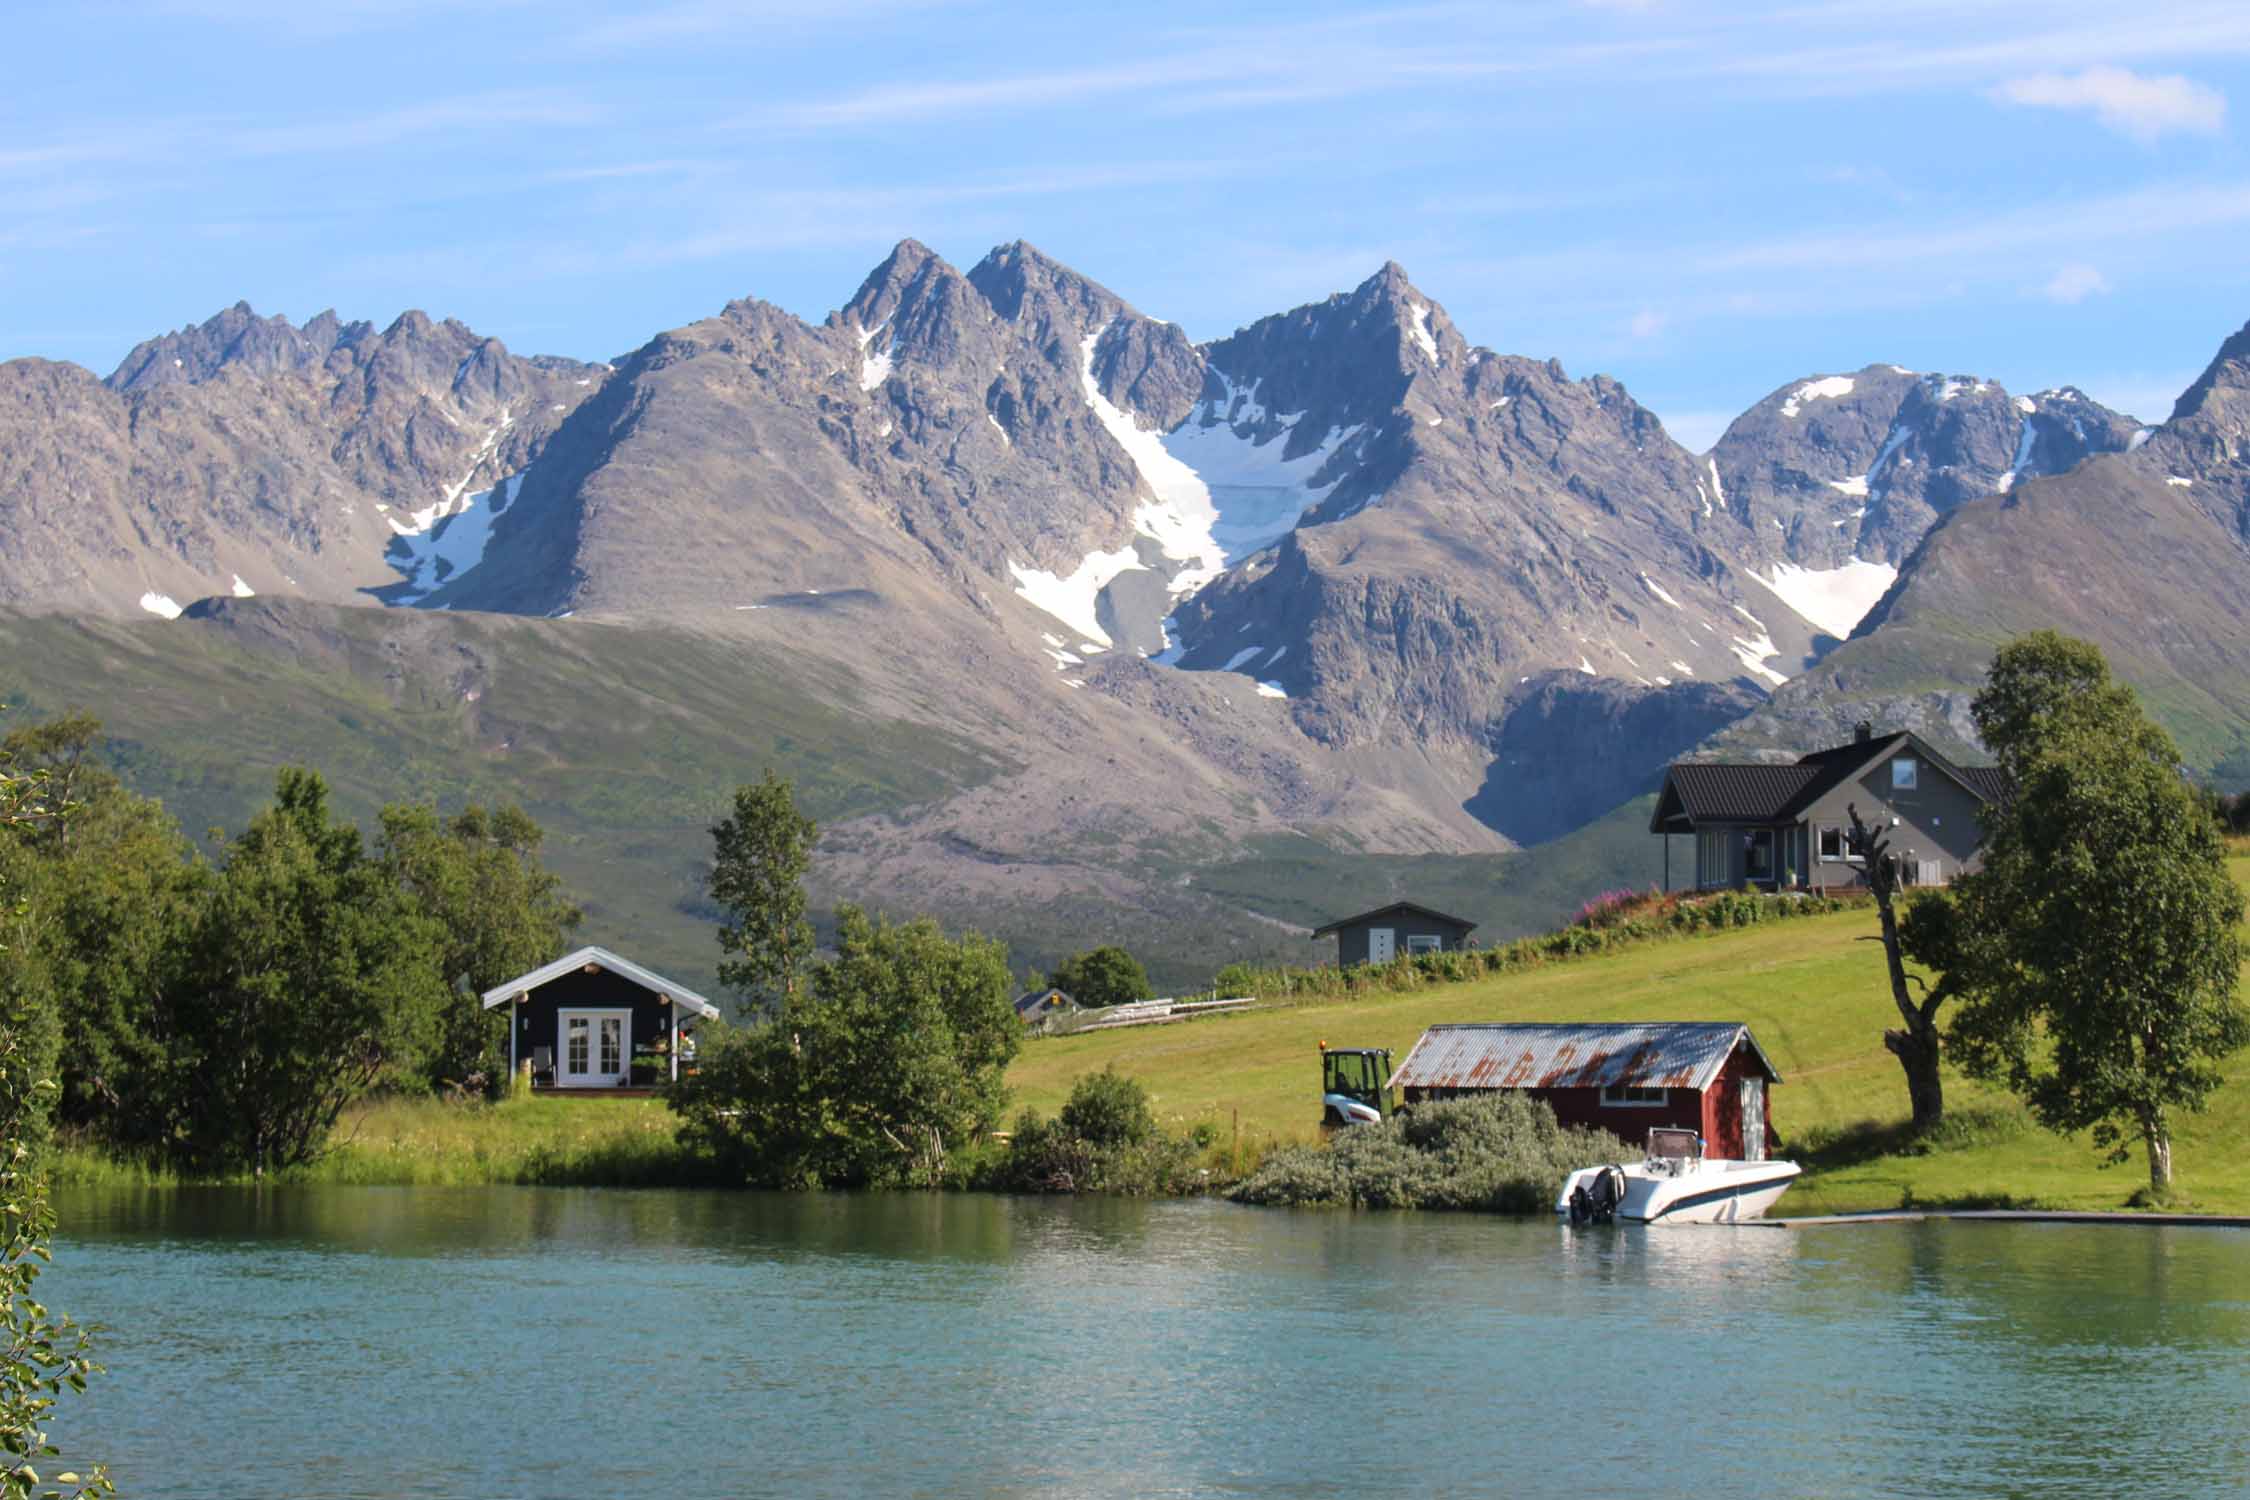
1319,1042,1395,1128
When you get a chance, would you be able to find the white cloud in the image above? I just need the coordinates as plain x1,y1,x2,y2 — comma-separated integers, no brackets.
1996,67,2226,144
1629,308,1667,338
2042,263,2110,303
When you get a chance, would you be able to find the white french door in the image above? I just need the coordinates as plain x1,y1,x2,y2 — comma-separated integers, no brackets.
1368,928,1396,964
559,1010,631,1086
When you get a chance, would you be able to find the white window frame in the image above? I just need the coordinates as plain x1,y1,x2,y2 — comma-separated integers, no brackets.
1600,1083,1668,1108
1892,756,1919,791
1406,934,1443,955
557,1007,633,1087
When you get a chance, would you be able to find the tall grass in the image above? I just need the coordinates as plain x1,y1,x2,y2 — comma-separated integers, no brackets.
52,1094,702,1188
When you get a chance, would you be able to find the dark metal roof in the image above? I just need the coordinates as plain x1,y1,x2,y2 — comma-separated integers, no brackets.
1388,1021,1781,1093
1651,731,2001,832
1659,762,1825,825
1013,987,1075,1016
1310,901,1479,941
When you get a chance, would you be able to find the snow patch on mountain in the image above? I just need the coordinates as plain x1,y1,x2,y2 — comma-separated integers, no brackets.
139,591,183,619
1751,557,1898,640
1779,376,1855,418
1730,629,1788,686
1826,474,1870,497
1077,326,1227,594
1639,572,1684,609
231,574,255,598
392,472,524,603
855,323,894,392
1009,544,1141,648
1160,371,1361,562
1408,302,1438,363
1255,681,1288,699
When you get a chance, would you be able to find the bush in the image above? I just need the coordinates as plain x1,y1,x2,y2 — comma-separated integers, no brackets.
984,1069,1200,1196
1059,1066,1155,1148
1230,1093,1629,1214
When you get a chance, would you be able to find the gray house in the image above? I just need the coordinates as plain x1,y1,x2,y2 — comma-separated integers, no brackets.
1649,726,2006,892
1312,901,1477,966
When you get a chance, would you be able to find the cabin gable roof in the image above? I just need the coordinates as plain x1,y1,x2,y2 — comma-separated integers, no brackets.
479,945,721,1018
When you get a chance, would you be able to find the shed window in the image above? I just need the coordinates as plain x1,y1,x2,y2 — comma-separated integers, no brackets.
1407,934,1443,955
1600,1083,1667,1107
1892,756,1919,791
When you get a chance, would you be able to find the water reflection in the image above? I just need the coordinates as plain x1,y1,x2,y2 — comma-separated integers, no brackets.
44,1189,2250,1500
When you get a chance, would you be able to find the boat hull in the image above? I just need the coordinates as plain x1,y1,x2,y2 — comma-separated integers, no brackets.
1557,1159,1800,1225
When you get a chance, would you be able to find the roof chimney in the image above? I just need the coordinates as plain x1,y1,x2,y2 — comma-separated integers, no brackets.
1854,720,1873,743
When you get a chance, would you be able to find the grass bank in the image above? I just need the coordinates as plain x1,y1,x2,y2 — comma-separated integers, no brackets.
52,1094,697,1188
1006,858,2250,1216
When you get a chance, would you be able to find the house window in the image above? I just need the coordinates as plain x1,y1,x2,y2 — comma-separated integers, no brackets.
1743,829,1775,880
1892,756,1919,791
1818,826,1843,861
1697,829,1730,887
1600,1083,1667,1107
1407,934,1443,955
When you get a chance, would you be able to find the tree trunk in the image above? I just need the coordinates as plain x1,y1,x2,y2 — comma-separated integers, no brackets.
1883,1024,1945,1132
1867,845,1945,1131
2145,1115,2173,1194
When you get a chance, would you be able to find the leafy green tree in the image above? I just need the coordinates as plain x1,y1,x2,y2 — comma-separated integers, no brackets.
164,769,447,1176
1931,632,2248,1194
1047,945,1153,1010
0,736,110,1500
377,801,581,1092
710,771,819,1012
671,906,1020,1188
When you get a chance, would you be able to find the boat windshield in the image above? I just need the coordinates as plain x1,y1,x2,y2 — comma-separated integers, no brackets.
1646,1127,1702,1162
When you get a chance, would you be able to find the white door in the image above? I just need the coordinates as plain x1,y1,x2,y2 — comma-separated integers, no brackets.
1368,928,1396,964
1740,1076,1766,1162
559,1010,630,1086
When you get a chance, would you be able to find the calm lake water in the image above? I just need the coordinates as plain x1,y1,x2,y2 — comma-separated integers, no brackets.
43,1187,2250,1499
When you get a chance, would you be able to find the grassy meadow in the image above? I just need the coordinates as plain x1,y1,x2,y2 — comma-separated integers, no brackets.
1007,854,2250,1216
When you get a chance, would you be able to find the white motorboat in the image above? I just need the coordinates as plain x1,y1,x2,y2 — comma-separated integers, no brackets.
1557,1127,1800,1225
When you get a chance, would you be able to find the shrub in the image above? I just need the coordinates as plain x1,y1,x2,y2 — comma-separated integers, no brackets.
1059,1066,1155,1148
985,1069,1200,1196
1230,1093,1629,1214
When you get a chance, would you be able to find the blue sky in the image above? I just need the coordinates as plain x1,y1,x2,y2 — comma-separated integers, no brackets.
10,0,2250,447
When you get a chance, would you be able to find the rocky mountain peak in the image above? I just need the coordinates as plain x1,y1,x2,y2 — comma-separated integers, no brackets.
2168,318,2250,426
107,301,341,391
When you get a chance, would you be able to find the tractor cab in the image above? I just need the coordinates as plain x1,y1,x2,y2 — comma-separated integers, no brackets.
1320,1043,1394,1128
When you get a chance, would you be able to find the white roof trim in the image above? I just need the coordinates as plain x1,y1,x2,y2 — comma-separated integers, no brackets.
479,945,721,1018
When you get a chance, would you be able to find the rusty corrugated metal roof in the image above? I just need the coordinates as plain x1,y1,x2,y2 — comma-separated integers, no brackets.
1387,1021,1779,1093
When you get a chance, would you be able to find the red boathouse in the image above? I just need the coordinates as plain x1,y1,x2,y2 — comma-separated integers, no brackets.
1387,1021,1782,1159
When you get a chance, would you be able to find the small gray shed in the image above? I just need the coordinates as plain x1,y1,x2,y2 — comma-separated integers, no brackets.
1312,901,1477,967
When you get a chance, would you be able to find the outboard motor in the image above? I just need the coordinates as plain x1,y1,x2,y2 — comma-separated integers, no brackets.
1568,1164,1628,1225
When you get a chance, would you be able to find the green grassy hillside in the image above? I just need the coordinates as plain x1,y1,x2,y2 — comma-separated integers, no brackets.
0,601,1677,992
1007,858,2250,1215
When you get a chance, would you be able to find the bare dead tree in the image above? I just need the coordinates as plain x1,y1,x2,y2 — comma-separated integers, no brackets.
1848,802,1951,1130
